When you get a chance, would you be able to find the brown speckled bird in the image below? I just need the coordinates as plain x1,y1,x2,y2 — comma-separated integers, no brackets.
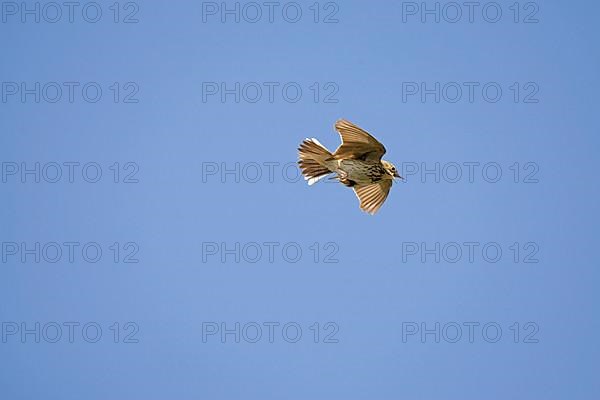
298,119,402,215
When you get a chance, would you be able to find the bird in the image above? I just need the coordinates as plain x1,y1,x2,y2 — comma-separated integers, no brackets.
298,119,402,215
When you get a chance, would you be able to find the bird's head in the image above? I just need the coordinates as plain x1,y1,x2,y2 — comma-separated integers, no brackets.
382,160,403,180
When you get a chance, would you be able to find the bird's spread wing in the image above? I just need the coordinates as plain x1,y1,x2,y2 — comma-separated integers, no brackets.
353,180,392,215
333,119,386,161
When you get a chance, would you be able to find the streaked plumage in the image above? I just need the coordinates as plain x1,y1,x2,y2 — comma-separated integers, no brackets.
298,119,402,215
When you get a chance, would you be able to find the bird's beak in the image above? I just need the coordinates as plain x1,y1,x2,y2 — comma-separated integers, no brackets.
394,171,404,180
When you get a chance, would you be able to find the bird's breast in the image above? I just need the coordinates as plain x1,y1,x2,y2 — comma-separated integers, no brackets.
337,160,385,184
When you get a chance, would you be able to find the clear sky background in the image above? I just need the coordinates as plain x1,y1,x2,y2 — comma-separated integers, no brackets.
1,1,599,399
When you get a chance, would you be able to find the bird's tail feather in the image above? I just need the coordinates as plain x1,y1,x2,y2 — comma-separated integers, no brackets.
298,138,333,185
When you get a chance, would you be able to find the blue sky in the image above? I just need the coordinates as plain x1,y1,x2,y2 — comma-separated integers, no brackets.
1,1,599,399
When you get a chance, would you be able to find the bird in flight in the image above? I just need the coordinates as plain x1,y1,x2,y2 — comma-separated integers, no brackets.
298,119,402,215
